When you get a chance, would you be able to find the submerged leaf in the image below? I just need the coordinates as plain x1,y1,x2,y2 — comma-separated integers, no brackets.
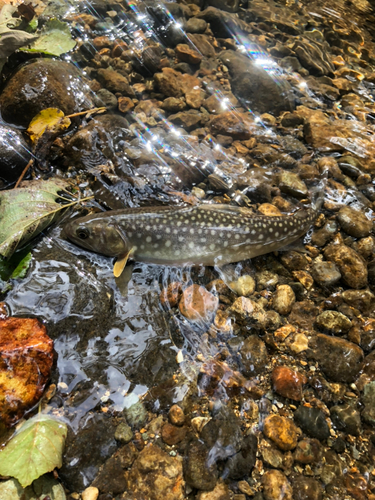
21,18,76,56
0,414,68,488
27,108,71,144
0,178,75,259
0,248,32,281
0,30,38,58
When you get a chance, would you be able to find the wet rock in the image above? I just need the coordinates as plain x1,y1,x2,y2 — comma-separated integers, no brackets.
125,444,184,500
342,289,374,313
196,480,231,500
294,438,322,464
229,297,267,329
186,18,207,34
272,366,306,401
311,221,337,247
310,334,363,383
0,58,93,127
278,171,308,199
60,413,118,491
97,68,134,96
330,403,361,436
280,251,309,272
263,415,298,451
161,422,187,445
224,434,257,480
228,275,256,296
169,110,203,130
94,88,118,111
189,34,216,58
256,270,279,291
184,438,218,490
324,244,368,289
294,406,330,441
219,50,294,115
261,441,284,469
206,0,239,13
272,285,296,316
292,476,323,500
289,301,317,331
118,96,135,113
160,282,183,308
65,114,130,169
175,44,202,65
293,38,334,76
209,111,252,140
0,476,67,500
240,335,268,376
179,284,218,322
311,261,342,286
169,404,185,426
0,317,53,426
115,422,134,443
337,206,372,238
315,310,352,335
320,450,342,485
123,398,148,429
0,125,32,184
82,487,99,500
197,7,250,39
262,470,292,500
361,381,375,426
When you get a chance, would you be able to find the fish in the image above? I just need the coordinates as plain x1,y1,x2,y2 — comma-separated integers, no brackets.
64,202,319,277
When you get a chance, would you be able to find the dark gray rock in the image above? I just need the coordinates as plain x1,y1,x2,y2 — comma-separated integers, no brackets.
60,413,118,491
205,0,240,13
292,476,323,500
362,381,375,426
184,438,218,490
330,403,361,436
197,7,251,38
185,18,207,34
219,50,295,115
309,334,363,383
224,434,257,480
94,88,118,111
311,261,341,286
0,125,32,184
294,406,330,441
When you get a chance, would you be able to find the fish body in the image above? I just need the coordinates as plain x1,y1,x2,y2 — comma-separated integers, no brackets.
64,203,317,269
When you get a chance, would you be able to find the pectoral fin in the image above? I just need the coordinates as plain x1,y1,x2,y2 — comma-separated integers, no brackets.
113,248,134,278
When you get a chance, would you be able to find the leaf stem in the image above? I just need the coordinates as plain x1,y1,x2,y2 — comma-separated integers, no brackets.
14,159,34,189
65,107,106,119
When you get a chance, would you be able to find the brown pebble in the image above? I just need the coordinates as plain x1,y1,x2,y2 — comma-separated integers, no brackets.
169,404,185,426
272,366,306,401
176,44,203,65
272,285,296,315
258,203,283,216
118,96,134,113
263,415,298,451
93,36,112,49
294,438,322,464
262,469,292,500
160,282,183,308
112,42,128,58
161,422,187,445
179,284,218,321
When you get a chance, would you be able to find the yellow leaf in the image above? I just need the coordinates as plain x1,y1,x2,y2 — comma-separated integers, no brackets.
27,108,71,143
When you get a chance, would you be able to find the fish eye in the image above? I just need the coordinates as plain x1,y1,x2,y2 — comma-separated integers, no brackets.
76,228,90,240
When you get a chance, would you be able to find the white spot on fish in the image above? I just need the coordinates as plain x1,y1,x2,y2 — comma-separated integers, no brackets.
178,236,184,242
210,243,215,250
146,236,152,243
165,240,171,247
190,228,194,234
211,230,216,236
189,242,195,249
166,228,171,234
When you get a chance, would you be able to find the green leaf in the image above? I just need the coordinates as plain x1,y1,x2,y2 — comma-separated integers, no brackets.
0,248,32,290
0,178,76,259
21,19,76,56
0,414,68,488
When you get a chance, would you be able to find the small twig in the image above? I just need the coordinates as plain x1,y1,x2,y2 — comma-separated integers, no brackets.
14,158,34,189
66,107,106,119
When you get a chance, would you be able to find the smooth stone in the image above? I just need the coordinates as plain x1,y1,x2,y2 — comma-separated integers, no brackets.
219,50,295,115
179,284,218,322
272,285,296,316
262,470,292,500
311,261,342,286
263,414,298,451
169,404,185,426
93,88,118,111
330,403,361,436
294,438,322,464
0,58,93,127
337,206,372,238
294,406,330,441
315,310,352,335
185,18,207,33
309,334,363,383
114,422,134,443
272,366,306,401
228,275,256,296
292,476,323,500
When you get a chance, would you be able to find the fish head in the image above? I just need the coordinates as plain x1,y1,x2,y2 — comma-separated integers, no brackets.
64,214,129,257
